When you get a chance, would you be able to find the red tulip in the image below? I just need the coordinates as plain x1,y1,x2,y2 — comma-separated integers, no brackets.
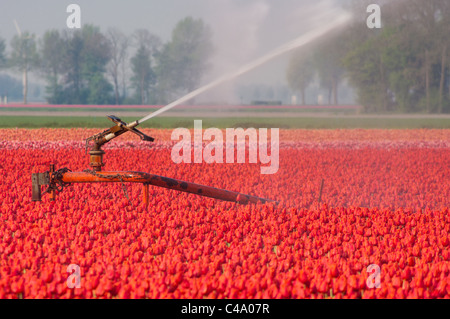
0,128,448,299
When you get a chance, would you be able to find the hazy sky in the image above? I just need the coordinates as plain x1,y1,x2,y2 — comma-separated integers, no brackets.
0,0,346,40
0,0,349,101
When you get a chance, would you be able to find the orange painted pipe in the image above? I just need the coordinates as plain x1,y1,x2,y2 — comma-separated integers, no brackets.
61,171,275,205
143,183,149,207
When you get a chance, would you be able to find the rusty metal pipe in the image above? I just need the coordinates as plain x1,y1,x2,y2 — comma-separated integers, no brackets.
143,183,149,207
32,117,274,205
61,171,274,205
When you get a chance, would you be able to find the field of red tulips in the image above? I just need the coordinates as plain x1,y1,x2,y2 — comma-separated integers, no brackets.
0,128,449,299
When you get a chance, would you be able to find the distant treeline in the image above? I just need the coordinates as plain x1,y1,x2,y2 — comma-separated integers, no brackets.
0,17,213,106
287,0,450,113
1,0,449,113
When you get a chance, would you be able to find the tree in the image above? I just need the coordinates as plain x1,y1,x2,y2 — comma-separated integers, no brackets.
343,0,450,113
130,44,155,104
407,0,450,113
157,17,213,103
9,32,39,104
106,28,129,104
40,30,65,103
87,73,114,105
313,34,348,105
129,29,161,104
287,49,314,105
62,30,85,103
82,25,114,105
343,30,393,112
44,25,113,104
81,25,111,83
133,29,162,53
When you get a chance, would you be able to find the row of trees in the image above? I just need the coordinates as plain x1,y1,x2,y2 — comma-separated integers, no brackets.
0,17,213,105
287,0,450,113
2,1,449,113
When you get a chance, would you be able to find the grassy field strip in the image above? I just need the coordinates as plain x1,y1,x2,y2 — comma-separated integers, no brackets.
0,116,449,129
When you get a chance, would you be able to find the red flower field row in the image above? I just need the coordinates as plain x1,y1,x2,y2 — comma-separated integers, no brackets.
0,129,449,298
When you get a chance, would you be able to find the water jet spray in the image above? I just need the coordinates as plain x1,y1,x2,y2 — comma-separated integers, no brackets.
138,11,351,123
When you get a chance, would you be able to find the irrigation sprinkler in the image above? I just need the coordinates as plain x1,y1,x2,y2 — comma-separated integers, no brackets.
32,115,275,206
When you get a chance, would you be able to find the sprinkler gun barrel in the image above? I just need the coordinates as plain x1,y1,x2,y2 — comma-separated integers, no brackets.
85,116,153,152
127,120,139,129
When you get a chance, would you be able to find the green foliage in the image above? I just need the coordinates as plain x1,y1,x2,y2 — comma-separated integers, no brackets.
156,17,213,102
40,30,65,104
341,0,450,113
343,30,391,112
40,30,65,76
80,25,111,80
287,50,314,104
9,32,40,71
285,0,450,113
87,73,114,104
9,32,40,103
106,28,129,105
37,18,213,105
41,25,113,104
313,35,347,105
130,45,156,104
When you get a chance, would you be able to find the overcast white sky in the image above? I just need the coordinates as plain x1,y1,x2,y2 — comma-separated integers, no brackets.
0,0,349,101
